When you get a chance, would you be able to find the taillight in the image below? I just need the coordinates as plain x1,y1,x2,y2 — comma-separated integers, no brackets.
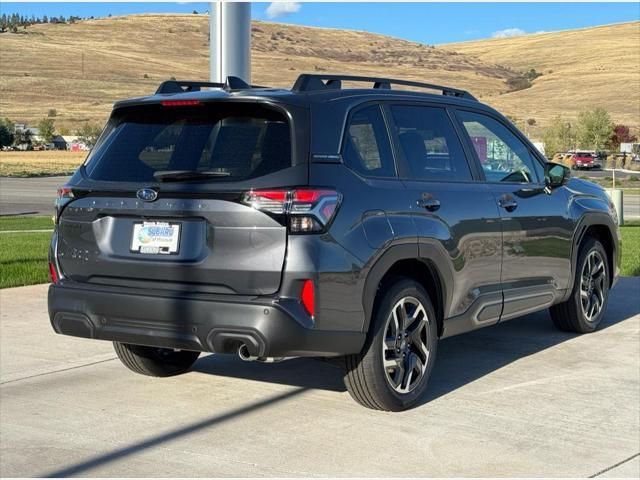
301,279,315,317
49,261,59,284
242,189,288,214
242,188,341,233
54,184,74,224
57,185,73,198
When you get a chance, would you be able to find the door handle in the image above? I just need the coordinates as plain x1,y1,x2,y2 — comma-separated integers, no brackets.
498,195,518,212
416,194,441,211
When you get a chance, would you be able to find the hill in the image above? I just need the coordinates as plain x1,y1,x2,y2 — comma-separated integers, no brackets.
0,14,515,130
442,21,640,135
0,15,638,138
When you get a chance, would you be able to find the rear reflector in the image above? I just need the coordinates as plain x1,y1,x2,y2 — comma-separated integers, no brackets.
160,100,201,107
301,280,315,317
49,262,58,284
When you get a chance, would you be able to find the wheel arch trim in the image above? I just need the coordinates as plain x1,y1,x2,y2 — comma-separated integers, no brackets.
361,241,453,336
562,212,619,302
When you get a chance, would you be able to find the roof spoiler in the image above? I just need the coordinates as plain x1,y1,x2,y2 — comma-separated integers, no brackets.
155,76,263,94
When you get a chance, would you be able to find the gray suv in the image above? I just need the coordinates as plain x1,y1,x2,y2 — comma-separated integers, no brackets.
48,74,620,411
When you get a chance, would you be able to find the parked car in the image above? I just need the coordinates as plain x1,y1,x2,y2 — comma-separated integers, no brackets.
48,74,621,411
571,151,599,170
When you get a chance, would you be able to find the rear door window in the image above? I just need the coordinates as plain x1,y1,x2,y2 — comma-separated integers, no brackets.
342,105,396,178
389,105,472,182
85,103,292,182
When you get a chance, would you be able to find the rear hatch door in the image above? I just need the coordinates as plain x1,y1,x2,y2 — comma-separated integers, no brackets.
57,99,307,295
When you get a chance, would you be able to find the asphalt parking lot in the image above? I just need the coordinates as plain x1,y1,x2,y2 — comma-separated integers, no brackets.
1,279,639,477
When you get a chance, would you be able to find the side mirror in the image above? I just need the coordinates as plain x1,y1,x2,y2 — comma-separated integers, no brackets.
545,162,570,189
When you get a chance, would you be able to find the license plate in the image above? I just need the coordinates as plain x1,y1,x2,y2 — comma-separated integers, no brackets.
131,221,180,255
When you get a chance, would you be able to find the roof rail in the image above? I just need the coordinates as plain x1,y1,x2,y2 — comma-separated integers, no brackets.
291,74,477,100
156,76,262,94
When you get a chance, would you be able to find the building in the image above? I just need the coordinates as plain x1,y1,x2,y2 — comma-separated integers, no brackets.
51,135,67,150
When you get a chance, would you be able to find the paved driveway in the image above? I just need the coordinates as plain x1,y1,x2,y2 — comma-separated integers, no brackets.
1,279,638,477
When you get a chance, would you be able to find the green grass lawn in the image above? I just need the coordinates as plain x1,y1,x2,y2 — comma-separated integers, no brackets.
0,230,51,288
620,220,640,276
0,216,639,289
0,215,54,231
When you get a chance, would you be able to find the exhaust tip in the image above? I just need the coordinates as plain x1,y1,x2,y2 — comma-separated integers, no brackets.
238,343,257,362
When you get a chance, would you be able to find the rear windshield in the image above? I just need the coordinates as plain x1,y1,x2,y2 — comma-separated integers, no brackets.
84,103,292,182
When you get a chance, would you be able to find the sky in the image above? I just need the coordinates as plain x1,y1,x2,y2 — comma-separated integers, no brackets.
1,2,639,44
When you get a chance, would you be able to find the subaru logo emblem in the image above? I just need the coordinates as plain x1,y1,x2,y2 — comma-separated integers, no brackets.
137,188,158,202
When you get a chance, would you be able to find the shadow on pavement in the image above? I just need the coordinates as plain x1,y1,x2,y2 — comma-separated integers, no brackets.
41,387,308,477
192,277,639,399
42,278,638,477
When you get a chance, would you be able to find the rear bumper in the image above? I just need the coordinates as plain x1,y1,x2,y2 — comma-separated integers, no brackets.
48,283,365,358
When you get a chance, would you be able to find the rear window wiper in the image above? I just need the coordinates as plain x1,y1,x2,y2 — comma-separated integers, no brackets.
153,170,231,182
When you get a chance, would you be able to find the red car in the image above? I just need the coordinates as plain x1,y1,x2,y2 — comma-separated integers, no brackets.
571,151,598,170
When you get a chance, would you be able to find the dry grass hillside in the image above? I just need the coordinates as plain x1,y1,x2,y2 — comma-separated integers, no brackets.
443,21,640,135
0,14,515,130
0,15,638,137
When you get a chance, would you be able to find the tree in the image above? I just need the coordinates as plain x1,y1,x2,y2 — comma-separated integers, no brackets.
576,107,614,151
609,124,637,151
0,118,15,147
37,117,56,143
13,128,32,147
76,123,101,148
58,125,70,136
542,116,575,159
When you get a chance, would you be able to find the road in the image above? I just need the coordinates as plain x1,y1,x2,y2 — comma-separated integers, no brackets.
579,168,634,180
0,176,68,216
1,279,638,477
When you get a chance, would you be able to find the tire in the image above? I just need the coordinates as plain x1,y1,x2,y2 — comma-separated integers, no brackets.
342,278,438,411
113,342,200,377
550,237,609,333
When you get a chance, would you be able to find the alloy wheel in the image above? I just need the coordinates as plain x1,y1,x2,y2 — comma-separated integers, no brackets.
580,250,606,322
382,296,431,394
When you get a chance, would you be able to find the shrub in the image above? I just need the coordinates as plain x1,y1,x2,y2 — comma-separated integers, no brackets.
47,108,57,117
506,76,532,92
524,68,542,81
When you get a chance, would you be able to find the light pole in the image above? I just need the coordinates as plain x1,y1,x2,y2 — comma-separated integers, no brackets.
210,2,251,83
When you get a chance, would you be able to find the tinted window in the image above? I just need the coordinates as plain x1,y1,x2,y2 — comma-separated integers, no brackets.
457,111,539,183
85,103,291,182
390,105,471,182
343,105,396,178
